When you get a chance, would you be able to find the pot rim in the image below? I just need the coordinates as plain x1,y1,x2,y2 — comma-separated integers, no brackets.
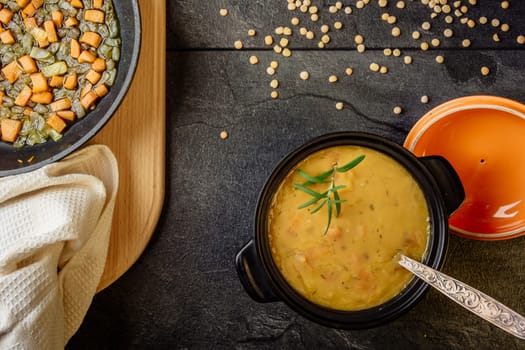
254,131,450,329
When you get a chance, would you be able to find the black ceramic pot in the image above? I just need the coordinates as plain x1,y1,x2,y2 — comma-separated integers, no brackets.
235,132,465,329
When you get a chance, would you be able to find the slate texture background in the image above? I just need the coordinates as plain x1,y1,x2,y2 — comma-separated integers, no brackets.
69,0,525,348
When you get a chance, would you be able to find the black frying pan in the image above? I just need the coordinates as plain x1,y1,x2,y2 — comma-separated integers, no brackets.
0,0,141,177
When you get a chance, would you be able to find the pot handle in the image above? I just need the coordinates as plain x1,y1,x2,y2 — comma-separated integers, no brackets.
235,240,280,303
420,156,465,216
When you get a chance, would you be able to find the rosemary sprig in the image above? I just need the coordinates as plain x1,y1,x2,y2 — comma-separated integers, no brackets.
293,154,365,235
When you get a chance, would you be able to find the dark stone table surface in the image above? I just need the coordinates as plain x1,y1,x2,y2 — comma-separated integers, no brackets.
69,1,525,348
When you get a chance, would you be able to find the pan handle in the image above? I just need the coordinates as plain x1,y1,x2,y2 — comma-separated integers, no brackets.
235,240,280,303
420,156,465,216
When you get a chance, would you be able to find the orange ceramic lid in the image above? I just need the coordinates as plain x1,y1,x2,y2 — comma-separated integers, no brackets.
404,96,525,240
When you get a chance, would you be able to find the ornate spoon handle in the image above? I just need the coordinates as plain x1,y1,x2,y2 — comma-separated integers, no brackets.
398,254,525,339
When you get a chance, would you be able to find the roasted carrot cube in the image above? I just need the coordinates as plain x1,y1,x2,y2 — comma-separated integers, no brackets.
70,0,83,8
46,114,66,133
49,98,71,112
70,39,80,59
1,118,22,142
80,91,98,110
31,91,53,104
18,55,38,73
22,3,36,17
0,8,13,25
94,84,109,97
51,10,63,28
80,32,102,48
63,72,77,89
64,17,79,27
78,50,96,63
84,9,105,23
30,72,49,93
49,75,64,88
0,30,15,44
85,70,101,84
14,85,32,107
92,58,106,72
2,61,23,84
57,110,76,121
44,20,58,43
93,0,104,9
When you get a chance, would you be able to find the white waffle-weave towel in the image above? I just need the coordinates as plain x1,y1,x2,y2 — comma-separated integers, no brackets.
0,145,118,349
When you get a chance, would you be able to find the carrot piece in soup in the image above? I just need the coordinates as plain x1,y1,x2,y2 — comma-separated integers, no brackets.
46,114,66,133
1,118,22,142
14,85,33,106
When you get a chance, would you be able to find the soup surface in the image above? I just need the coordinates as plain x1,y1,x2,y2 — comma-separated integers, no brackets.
268,145,429,311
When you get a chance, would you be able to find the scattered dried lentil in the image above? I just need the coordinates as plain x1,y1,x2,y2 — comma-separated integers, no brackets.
248,29,256,37
435,55,445,64
219,8,228,16
300,71,310,80
501,1,509,9
384,48,392,56
420,95,429,104
518,35,525,45
481,66,490,75
220,131,229,139
328,75,338,83
335,102,344,110
501,23,510,32
264,35,273,46
345,67,353,75
412,31,421,40
282,48,292,57
462,39,471,47
234,40,243,49
357,44,366,53
392,48,401,57
369,62,380,72
379,66,388,74
334,21,343,30
270,61,279,69
392,27,401,37
403,55,413,64
479,16,488,24
355,34,364,44
270,79,279,88
271,90,279,99
291,17,300,26
321,24,330,33
266,67,275,75
393,106,403,115
249,55,259,65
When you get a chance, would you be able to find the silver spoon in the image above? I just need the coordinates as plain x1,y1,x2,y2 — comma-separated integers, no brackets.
398,254,525,339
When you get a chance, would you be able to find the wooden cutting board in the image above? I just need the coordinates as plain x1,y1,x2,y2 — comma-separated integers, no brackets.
90,0,166,291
